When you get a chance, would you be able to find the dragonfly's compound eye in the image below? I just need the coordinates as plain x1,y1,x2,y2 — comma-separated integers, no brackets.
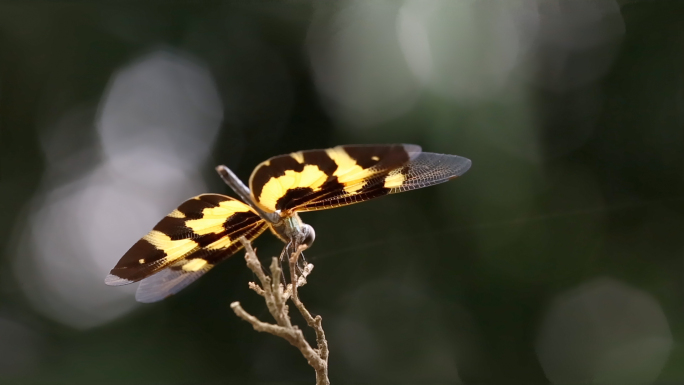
301,224,316,249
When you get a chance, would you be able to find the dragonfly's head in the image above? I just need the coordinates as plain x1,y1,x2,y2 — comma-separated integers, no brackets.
272,213,316,251
299,223,316,250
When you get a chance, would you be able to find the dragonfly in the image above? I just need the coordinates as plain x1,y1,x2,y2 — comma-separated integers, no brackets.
105,144,471,302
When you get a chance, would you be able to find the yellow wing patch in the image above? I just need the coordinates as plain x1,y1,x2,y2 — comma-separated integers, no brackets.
182,258,208,272
185,199,253,235
383,169,406,188
168,209,186,218
143,230,198,263
290,151,305,164
325,148,373,184
257,164,329,212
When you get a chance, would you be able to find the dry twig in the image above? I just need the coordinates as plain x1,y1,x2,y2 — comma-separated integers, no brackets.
231,238,330,385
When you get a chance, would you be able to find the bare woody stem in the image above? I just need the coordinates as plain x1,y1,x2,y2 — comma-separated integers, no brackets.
289,246,329,367
231,238,330,385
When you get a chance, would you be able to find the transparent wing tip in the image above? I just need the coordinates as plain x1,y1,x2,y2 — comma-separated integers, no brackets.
454,156,472,177
135,289,170,303
104,274,134,286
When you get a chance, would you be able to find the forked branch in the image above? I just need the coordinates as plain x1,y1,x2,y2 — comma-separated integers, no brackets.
231,238,330,385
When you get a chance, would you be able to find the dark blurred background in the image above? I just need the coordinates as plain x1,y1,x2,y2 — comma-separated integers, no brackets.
1,0,683,384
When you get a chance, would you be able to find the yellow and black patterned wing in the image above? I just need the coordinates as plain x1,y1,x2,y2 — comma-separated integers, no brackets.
248,144,471,213
105,194,268,302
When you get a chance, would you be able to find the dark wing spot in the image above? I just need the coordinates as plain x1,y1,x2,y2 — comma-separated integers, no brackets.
299,185,391,211
343,144,411,169
251,156,305,200
276,187,315,211
110,239,166,281
176,198,213,219
197,194,231,207
152,216,193,241
203,222,267,264
223,211,263,230
191,211,263,250
302,150,338,176
193,232,227,249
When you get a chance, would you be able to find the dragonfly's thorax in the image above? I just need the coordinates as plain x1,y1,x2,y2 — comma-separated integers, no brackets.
270,212,315,248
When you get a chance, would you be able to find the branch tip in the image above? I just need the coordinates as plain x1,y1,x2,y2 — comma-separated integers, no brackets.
232,238,329,385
